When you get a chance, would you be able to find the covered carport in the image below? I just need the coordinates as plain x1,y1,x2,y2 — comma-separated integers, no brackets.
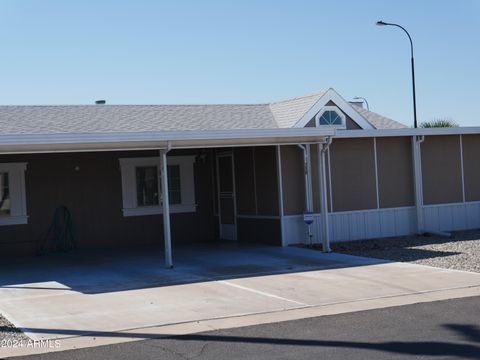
2,236,480,347
0,127,334,267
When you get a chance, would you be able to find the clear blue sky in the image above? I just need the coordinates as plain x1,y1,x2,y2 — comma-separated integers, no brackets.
0,0,478,126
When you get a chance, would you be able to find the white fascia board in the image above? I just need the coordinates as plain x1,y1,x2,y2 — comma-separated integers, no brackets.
0,128,335,154
333,127,480,138
294,88,375,130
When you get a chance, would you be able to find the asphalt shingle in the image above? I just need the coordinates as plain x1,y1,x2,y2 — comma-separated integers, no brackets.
0,91,407,136
269,91,327,128
0,104,277,135
354,107,408,129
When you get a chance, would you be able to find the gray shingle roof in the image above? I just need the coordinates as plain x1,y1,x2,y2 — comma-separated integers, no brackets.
0,104,277,135
354,107,408,129
0,90,406,135
269,91,327,128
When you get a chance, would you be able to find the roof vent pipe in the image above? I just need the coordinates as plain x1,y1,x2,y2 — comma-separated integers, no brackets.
95,100,106,105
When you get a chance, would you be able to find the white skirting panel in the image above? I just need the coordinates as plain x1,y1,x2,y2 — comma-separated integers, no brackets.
329,207,416,242
282,202,480,245
423,201,480,232
282,206,416,245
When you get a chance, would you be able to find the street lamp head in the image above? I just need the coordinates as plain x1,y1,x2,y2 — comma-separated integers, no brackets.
374,20,417,127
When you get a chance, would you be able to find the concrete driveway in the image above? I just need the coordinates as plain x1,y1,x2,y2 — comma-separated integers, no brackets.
1,243,480,356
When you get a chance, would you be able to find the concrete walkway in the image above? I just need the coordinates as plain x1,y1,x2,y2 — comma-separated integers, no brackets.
1,243,480,357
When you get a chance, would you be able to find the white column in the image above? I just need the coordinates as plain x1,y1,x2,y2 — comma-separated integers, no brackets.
306,145,314,212
373,137,380,209
460,134,466,203
160,149,173,268
318,143,331,252
276,145,286,246
412,135,425,234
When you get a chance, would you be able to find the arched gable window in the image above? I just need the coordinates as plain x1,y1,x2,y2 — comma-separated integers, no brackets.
315,106,346,129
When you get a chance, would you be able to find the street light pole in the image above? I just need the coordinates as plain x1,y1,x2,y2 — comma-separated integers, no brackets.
376,21,418,128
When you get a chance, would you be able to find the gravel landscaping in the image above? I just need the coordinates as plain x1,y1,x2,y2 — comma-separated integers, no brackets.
0,313,30,342
333,229,480,273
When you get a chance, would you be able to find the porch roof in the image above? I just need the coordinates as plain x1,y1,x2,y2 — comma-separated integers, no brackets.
0,127,335,154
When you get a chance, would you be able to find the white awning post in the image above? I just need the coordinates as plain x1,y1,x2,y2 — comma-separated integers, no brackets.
160,148,173,268
318,139,332,253
306,145,314,245
276,145,286,247
306,145,314,212
412,135,425,234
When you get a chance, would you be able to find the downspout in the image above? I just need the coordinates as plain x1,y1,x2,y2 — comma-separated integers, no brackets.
296,145,313,212
276,145,286,246
318,136,333,252
412,135,425,235
297,144,314,245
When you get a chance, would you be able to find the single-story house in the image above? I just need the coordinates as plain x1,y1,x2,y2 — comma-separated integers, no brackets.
1,88,479,266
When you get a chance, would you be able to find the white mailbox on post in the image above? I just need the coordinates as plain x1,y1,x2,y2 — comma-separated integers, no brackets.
303,211,314,246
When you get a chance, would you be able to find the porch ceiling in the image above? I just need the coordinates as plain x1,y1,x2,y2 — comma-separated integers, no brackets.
0,128,334,154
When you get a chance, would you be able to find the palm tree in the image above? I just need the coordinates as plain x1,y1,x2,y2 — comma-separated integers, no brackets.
420,118,458,128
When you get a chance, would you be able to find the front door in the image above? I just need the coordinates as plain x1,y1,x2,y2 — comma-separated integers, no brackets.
216,152,237,240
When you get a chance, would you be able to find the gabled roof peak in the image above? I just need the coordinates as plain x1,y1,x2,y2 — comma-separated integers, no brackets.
268,90,329,105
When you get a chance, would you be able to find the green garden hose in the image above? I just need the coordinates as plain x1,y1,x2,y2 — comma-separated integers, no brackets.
37,206,76,255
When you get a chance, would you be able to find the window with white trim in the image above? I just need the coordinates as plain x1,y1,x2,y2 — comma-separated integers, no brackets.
0,163,28,226
315,106,346,129
119,156,196,217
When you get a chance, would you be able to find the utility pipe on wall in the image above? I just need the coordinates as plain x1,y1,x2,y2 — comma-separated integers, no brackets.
297,144,314,245
296,144,313,212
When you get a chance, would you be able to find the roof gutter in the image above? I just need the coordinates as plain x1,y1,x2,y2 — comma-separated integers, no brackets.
0,128,335,154
334,127,480,138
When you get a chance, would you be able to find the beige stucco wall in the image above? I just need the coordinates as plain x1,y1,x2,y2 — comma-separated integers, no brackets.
279,134,478,223
329,138,377,211
282,140,376,214
0,150,217,256
377,137,415,208
421,135,463,205
462,134,480,202
280,144,322,215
